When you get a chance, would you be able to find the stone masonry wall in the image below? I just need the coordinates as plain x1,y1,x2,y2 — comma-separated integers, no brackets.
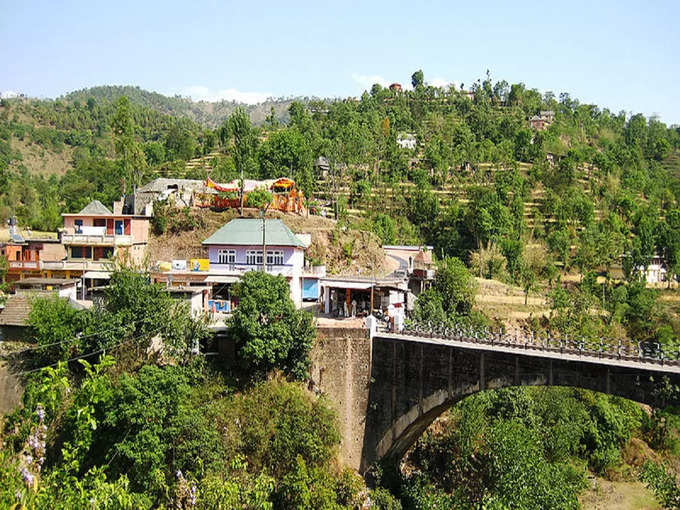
310,327,371,472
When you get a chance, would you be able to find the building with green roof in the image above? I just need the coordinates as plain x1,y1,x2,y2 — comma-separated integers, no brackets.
202,218,311,306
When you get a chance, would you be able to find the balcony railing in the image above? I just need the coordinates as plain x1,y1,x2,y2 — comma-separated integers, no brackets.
8,260,39,270
62,233,133,246
210,262,296,277
41,260,110,271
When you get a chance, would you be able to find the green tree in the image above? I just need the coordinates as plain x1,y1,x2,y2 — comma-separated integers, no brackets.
98,365,225,496
227,271,315,379
411,70,424,89
164,123,196,161
221,108,259,214
111,96,146,192
257,128,314,195
434,256,478,315
247,187,273,211
27,295,87,362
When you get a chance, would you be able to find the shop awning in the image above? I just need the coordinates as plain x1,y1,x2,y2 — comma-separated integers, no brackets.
82,271,111,279
205,275,240,284
322,280,373,290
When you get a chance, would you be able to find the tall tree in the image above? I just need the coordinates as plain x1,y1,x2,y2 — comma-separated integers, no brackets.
224,108,259,215
111,96,146,193
411,69,425,90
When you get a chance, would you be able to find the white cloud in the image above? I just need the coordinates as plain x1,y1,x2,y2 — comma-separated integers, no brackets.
351,73,391,90
178,86,273,104
428,78,454,89
0,90,19,99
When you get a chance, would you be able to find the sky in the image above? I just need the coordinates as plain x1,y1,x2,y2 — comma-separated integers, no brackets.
1,0,679,124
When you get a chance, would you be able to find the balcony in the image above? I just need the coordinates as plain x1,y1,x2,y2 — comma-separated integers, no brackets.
210,262,296,277
62,226,133,246
41,260,110,272
8,260,39,271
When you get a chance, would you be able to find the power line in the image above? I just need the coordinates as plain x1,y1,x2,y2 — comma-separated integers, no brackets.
7,319,151,355
1,327,162,379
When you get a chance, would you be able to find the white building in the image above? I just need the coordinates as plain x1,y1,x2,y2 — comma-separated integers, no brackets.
397,133,417,150
638,256,667,284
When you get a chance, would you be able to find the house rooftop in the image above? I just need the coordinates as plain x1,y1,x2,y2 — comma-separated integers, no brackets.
137,178,207,194
15,277,78,288
78,200,113,215
202,218,307,248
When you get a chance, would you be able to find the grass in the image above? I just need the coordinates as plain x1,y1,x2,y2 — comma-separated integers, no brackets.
579,478,660,510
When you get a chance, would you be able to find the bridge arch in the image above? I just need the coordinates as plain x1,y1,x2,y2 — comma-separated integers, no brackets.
309,328,680,475
361,334,680,474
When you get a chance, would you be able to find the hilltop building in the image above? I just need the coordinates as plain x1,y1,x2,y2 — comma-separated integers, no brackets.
530,110,555,131
389,83,402,92
134,178,206,215
314,156,331,178
200,177,304,213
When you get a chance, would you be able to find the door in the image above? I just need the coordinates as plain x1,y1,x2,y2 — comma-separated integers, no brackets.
114,220,123,235
302,278,319,300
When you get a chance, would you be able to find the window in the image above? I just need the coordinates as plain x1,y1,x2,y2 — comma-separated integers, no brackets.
75,219,83,233
246,250,262,266
93,247,114,260
266,250,284,266
71,246,92,259
114,220,123,235
217,249,235,264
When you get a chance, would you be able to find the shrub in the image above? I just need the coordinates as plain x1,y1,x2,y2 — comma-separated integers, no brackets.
218,379,340,478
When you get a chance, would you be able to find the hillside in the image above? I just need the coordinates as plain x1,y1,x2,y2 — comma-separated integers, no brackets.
148,207,389,277
2,73,680,347
63,85,298,127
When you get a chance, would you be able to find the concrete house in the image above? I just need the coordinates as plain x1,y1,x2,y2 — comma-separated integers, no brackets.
43,200,151,297
1,219,65,283
201,218,308,309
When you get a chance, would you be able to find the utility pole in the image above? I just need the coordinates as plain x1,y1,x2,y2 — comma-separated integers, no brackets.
239,168,244,217
261,209,266,271
260,203,270,271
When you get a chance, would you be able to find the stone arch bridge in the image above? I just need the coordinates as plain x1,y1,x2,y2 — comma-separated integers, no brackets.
310,327,680,474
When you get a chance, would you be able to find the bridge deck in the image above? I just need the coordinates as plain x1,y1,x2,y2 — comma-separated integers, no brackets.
377,332,680,374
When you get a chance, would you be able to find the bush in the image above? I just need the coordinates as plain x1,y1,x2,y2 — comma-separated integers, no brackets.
28,295,87,363
640,461,680,509
218,379,339,478
88,365,225,497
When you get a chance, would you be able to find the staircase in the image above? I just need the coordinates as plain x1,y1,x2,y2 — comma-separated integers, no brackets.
0,295,33,326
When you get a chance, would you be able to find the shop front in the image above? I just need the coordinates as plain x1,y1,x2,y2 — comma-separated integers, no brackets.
321,279,375,318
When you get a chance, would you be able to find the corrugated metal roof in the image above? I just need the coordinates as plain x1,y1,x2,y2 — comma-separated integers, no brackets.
202,218,306,248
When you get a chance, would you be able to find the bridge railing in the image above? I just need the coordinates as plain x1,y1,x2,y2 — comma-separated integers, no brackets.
400,323,680,366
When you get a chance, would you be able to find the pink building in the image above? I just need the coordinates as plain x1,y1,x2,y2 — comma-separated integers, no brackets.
42,200,150,295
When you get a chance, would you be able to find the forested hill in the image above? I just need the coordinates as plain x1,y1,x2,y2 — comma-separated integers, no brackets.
63,85,296,127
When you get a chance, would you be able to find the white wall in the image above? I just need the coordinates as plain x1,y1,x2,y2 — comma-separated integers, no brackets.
289,276,302,308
